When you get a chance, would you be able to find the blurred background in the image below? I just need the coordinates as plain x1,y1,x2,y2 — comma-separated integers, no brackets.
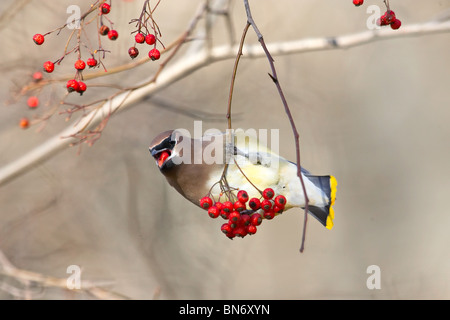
0,0,449,299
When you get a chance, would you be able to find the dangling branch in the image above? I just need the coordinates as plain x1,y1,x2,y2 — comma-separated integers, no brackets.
242,0,309,252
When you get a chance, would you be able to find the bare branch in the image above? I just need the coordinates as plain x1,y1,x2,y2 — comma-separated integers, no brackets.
1,18,450,187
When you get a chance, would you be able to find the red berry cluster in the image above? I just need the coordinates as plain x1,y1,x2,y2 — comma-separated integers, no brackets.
128,32,161,61
98,3,119,41
32,2,118,98
199,188,287,239
377,10,401,30
353,1,402,30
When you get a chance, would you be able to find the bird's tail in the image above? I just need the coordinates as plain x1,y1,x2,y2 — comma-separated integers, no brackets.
304,174,337,230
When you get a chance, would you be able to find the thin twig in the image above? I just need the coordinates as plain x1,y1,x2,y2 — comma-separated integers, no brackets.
243,0,309,252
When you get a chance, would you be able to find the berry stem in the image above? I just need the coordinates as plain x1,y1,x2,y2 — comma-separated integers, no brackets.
243,0,310,253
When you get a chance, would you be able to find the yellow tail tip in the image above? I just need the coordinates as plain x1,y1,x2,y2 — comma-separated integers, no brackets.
326,175,337,229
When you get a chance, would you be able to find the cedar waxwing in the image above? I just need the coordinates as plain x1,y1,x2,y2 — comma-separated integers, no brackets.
149,129,337,229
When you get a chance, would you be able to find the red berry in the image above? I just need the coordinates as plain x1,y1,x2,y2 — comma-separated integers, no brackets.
66,79,79,93
32,71,43,81
246,225,257,235
220,210,230,220
273,205,284,214
274,195,287,207
222,201,233,213
145,34,156,45
27,96,39,108
74,59,86,70
199,196,213,210
101,3,111,14
250,213,262,226
240,214,251,226
33,34,45,45
221,223,232,235
233,227,247,238
248,198,261,210
99,25,110,36
384,10,396,24
261,199,272,211
262,188,274,200
77,81,87,95
352,0,364,6
263,209,275,220
128,47,139,59
87,58,98,68
108,30,119,40
149,48,160,61
390,19,402,30
379,10,396,27
208,206,220,219
228,211,240,223
215,202,223,211
237,190,249,203
43,61,54,73
233,201,246,212
20,117,30,129
135,33,145,44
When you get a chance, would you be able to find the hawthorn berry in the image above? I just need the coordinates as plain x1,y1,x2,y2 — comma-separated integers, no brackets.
228,211,241,227
145,34,156,45
233,227,247,238
27,96,39,108
19,118,30,129
261,199,272,212
273,205,284,214
101,3,111,14
250,213,262,226
221,201,233,214
32,71,43,81
390,19,402,30
43,61,54,73
274,195,287,207
66,79,80,93
237,190,249,203
99,25,110,36
246,225,257,235
149,48,161,61
77,81,87,95
108,30,119,41
240,214,251,226
87,58,98,68
262,188,274,200
263,209,275,220
215,202,223,211
135,33,145,44
200,196,213,210
128,47,139,59
220,210,230,220
74,59,86,71
221,223,232,235
352,0,364,6
233,201,246,212
33,34,45,45
248,198,261,210
208,206,220,219
383,10,396,25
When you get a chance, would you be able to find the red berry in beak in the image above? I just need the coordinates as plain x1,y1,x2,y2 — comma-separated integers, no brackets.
157,151,170,168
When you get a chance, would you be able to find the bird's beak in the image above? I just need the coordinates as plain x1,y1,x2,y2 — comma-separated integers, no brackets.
150,148,172,168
